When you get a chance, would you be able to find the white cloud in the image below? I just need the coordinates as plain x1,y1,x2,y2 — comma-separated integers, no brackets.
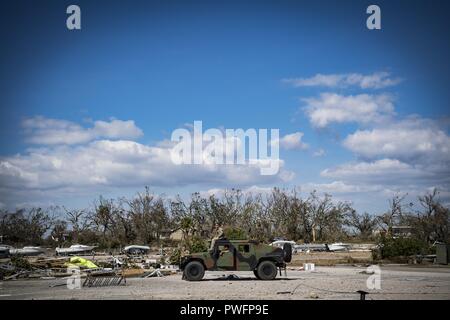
313,149,326,157
283,71,402,89
325,116,450,196
1,119,296,207
200,185,274,198
284,74,343,87
304,181,383,194
303,93,395,128
283,70,448,208
317,117,450,204
322,159,422,180
277,132,309,150
1,117,296,207
22,116,143,145
320,158,450,188
0,140,293,190
343,117,450,162
92,119,143,139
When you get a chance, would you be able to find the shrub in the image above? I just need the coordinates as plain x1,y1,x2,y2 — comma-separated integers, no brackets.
190,236,208,253
11,256,33,270
377,235,427,259
224,227,247,240
371,248,381,261
168,248,181,265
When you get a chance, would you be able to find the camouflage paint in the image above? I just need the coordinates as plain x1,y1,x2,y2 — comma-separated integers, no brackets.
180,239,286,272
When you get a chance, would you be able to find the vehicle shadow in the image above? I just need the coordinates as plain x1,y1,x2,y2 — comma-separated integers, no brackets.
203,275,299,281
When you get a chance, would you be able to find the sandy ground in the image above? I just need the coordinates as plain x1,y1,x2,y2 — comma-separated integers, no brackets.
1,265,449,300
291,251,373,265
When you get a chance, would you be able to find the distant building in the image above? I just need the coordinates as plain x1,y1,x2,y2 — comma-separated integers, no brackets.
159,229,175,240
392,226,413,238
372,225,413,238
168,228,209,241
169,229,183,241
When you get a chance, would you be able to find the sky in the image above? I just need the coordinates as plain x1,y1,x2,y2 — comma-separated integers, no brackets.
0,0,449,214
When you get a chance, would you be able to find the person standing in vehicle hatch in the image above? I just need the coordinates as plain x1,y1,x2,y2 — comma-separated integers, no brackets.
210,224,225,250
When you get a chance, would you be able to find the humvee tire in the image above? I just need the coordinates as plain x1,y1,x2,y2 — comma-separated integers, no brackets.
256,260,277,280
184,261,205,281
253,270,261,280
283,243,292,263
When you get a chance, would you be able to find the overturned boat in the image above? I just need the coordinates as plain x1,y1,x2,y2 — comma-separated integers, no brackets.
9,246,45,256
270,240,298,253
56,244,96,256
293,242,351,252
327,242,351,252
294,243,328,252
123,245,150,255
0,245,11,258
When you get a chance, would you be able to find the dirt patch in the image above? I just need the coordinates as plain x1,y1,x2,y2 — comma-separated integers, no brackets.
290,251,373,266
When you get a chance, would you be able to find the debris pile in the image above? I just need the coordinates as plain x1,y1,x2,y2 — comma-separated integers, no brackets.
0,244,180,282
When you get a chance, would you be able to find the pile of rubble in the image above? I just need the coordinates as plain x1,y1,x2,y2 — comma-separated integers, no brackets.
0,247,179,282
0,256,67,280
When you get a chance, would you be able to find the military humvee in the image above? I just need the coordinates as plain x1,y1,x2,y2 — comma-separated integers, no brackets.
180,239,292,281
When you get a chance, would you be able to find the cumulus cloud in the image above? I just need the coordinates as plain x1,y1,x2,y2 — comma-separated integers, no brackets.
322,159,423,180
1,116,296,207
304,181,383,194
321,116,450,196
303,93,395,128
343,117,450,162
200,185,274,198
283,71,402,89
276,132,308,150
313,149,326,157
317,116,450,203
321,158,450,187
22,116,143,145
284,70,448,206
0,140,293,191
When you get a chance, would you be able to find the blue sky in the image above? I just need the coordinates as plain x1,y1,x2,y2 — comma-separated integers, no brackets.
1,0,449,213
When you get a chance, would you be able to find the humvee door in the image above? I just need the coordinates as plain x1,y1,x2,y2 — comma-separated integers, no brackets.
216,245,234,270
236,243,255,271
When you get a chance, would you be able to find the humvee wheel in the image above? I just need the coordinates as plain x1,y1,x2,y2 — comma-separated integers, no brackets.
253,270,261,280
184,261,205,281
283,243,292,263
256,260,277,280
